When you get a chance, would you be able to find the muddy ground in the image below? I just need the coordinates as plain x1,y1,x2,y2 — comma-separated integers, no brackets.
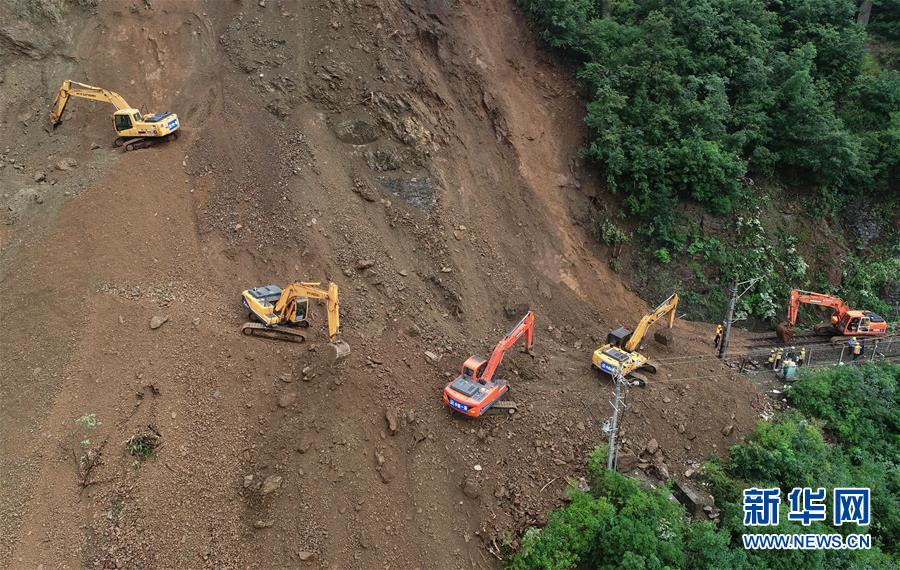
0,1,765,568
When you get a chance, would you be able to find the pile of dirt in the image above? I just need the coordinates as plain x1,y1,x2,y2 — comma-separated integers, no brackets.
1,1,764,568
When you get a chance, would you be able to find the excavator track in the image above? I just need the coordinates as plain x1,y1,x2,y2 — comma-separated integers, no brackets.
240,322,307,343
484,399,518,415
627,372,648,387
121,132,178,152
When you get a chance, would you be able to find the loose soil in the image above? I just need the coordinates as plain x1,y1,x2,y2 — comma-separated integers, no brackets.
0,1,765,568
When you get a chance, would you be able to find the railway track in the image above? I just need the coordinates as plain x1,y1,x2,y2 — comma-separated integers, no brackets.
731,333,900,366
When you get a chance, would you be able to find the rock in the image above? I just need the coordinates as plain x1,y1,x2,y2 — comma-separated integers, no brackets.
278,392,297,408
654,330,674,347
684,469,695,478
398,269,408,277
424,350,441,363
722,424,734,436
55,158,77,171
385,409,399,435
356,259,375,270
260,475,282,495
453,230,464,241
295,438,311,454
91,142,101,150
149,315,169,329
278,373,293,383
672,480,716,517
440,266,452,273
243,474,255,488
461,476,481,499
33,172,45,182
378,462,396,483
233,223,243,231
34,193,44,204
258,0,265,6
645,438,659,454
663,396,672,404
192,317,200,326
617,450,639,471
253,519,274,529
297,551,315,562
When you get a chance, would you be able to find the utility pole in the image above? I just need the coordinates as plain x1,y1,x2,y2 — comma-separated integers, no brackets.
719,276,762,359
606,370,627,471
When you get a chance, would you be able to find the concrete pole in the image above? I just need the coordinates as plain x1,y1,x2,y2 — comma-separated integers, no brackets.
718,281,737,359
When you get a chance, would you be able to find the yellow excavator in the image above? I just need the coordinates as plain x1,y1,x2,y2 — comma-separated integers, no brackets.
241,282,351,363
591,292,678,386
50,80,180,151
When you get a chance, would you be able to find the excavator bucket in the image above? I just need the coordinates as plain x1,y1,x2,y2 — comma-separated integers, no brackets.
776,323,794,343
328,340,351,363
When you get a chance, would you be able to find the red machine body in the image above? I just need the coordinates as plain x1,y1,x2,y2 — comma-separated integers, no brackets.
443,311,535,417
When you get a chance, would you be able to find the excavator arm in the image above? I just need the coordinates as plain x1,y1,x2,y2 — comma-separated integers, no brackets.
480,310,535,382
786,289,849,326
50,80,132,125
274,282,342,342
624,293,679,352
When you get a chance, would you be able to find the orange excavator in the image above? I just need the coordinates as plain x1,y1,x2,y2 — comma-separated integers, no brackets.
443,311,535,418
776,289,887,343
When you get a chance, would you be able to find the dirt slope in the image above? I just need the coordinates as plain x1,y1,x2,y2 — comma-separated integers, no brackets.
1,1,764,568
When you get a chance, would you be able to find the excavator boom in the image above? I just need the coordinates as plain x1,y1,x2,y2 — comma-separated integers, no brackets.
786,289,849,326
481,311,535,382
274,282,342,342
624,293,679,352
50,80,132,124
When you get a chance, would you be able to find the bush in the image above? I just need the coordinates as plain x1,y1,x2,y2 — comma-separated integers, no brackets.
654,247,671,265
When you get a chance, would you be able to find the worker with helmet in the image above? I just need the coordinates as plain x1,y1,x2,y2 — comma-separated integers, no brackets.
848,336,862,360
798,346,807,366
714,323,724,348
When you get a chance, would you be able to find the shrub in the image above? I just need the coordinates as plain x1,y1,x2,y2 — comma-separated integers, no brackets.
654,247,671,265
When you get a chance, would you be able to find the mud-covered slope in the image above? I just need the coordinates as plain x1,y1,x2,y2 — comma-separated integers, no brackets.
1,1,764,568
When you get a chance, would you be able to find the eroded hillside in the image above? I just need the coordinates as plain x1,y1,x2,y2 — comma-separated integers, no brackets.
0,1,764,567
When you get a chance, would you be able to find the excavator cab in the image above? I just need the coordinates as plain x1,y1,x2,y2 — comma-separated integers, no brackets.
606,327,633,349
243,285,308,326
113,111,134,131
837,311,884,335
460,356,488,383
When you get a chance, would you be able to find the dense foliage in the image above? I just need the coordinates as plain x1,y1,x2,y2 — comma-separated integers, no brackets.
508,363,899,568
788,361,899,462
519,0,899,242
